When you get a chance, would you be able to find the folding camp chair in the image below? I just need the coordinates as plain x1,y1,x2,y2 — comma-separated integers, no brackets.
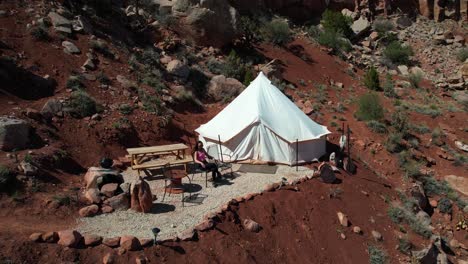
190,153,209,188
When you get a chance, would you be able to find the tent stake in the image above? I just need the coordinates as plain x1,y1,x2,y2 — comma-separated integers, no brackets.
218,135,224,162
296,138,298,171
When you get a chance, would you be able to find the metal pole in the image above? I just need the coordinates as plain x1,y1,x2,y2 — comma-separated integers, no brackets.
296,139,298,171
218,135,224,162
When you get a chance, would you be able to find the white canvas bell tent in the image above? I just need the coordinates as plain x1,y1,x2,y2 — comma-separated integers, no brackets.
195,72,331,165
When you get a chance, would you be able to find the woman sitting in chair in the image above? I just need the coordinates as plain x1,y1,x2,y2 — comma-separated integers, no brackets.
193,141,222,181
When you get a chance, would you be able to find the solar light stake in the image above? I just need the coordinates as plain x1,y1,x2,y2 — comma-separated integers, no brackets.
296,139,298,171
152,227,160,245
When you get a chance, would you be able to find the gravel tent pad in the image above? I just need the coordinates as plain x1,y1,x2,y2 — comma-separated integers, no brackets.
77,164,314,240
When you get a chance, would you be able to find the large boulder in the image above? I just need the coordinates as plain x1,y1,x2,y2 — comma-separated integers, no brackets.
410,181,431,214
166,60,190,80
120,236,141,251
48,12,71,28
83,234,102,247
41,99,63,119
62,41,81,54
444,175,468,196
79,204,99,217
130,177,153,213
243,219,261,233
207,75,245,102
83,167,123,190
176,0,239,47
105,193,130,211
351,16,370,36
0,117,30,151
412,236,449,264
57,230,82,248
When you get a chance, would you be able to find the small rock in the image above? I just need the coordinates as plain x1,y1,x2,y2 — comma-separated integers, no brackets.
41,231,58,243
83,234,102,247
62,41,81,54
398,65,409,76
139,238,153,247
105,193,130,211
178,229,197,241
340,233,346,240
120,235,141,251
79,204,99,217
337,212,349,227
371,230,383,241
101,205,114,214
195,220,214,232
353,226,362,234
449,239,459,249
243,219,261,233
29,232,43,242
103,237,120,247
57,230,82,248
19,161,38,176
455,141,468,152
430,199,438,208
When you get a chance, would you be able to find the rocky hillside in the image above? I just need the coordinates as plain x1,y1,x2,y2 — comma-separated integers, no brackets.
0,0,467,263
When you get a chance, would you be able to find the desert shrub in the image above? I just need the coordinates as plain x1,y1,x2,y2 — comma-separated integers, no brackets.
260,18,291,45
391,108,409,136
52,195,71,206
456,47,468,62
66,75,85,90
411,124,430,134
421,176,451,196
119,104,133,115
408,72,423,89
30,26,50,41
438,197,452,214
413,104,441,118
137,48,160,70
383,41,413,65
317,29,352,53
239,16,261,42
243,69,255,86
363,66,381,91
385,133,405,153
379,32,399,46
402,160,422,179
24,154,33,163
207,58,224,75
388,206,405,224
90,40,115,59
307,25,321,39
97,72,111,85
223,50,247,81
373,18,394,34
367,120,387,133
142,74,165,92
383,74,396,98
86,0,113,17
408,218,432,238
68,90,100,118
138,89,163,114
189,69,209,97
0,166,14,191
368,245,388,264
321,9,353,38
453,153,468,167
431,128,444,146
398,238,413,255
355,93,384,121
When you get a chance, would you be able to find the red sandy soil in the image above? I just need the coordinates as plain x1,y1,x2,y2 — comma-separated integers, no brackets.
0,2,466,263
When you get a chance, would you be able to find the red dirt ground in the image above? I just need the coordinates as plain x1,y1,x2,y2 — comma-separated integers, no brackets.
0,2,467,263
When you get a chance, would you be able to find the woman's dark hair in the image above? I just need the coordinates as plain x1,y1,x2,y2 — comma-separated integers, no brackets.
100,157,114,169
193,141,204,154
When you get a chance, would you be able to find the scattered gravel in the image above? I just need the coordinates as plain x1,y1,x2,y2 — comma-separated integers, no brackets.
76,164,313,240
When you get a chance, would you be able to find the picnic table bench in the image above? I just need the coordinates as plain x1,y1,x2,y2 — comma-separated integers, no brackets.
127,143,191,176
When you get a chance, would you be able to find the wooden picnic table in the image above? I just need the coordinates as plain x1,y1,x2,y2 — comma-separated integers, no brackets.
127,143,191,176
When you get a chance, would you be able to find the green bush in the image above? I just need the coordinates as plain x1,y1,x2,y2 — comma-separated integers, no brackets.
388,206,405,224
421,176,451,196
138,89,163,115
385,132,405,153
383,41,413,65
119,104,133,115
321,9,353,38
260,18,291,45
0,166,14,191
408,72,423,89
243,69,255,86
317,29,352,54
398,237,412,255
373,18,394,34
223,50,247,81
368,245,388,264
30,26,50,41
239,16,261,42
438,197,452,214
137,48,160,70
383,74,396,98
66,75,85,90
355,93,384,121
207,58,225,75
456,47,468,62
431,128,444,146
411,124,430,134
68,90,100,118
189,69,209,97
367,120,387,133
90,40,115,59
363,66,381,91
391,108,409,136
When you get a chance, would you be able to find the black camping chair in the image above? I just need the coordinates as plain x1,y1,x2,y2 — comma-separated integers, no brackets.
190,153,209,188
320,163,337,184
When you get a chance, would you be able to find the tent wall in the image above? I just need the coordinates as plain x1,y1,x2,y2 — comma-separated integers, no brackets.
199,126,327,165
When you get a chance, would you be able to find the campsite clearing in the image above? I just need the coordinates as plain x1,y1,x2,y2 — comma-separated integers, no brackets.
77,164,313,240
